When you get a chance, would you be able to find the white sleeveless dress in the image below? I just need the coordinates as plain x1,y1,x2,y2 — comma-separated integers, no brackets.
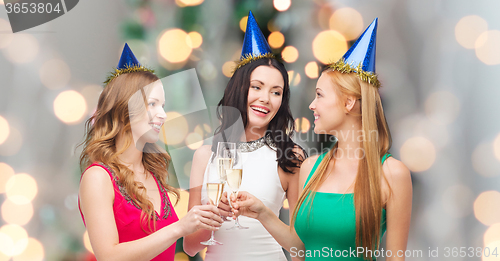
201,135,287,261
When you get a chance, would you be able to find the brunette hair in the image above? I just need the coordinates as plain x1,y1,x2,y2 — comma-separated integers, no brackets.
211,58,306,173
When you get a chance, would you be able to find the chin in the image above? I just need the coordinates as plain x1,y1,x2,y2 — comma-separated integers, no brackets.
146,137,160,144
313,124,320,134
248,118,270,130
313,126,328,135
147,133,160,143
250,122,269,131
139,130,160,144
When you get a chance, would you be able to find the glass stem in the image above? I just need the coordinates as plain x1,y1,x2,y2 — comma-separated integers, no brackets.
233,191,239,223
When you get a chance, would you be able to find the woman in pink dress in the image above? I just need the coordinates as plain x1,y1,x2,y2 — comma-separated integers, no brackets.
78,44,223,261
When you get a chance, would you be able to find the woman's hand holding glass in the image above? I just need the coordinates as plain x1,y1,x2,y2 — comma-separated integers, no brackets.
216,193,233,220
177,205,223,236
201,182,226,245
225,168,248,230
229,191,268,221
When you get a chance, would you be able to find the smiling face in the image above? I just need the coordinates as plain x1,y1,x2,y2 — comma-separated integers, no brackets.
309,73,348,134
246,65,284,132
129,80,167,146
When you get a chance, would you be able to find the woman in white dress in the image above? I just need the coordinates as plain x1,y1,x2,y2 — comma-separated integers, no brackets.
183,11,306,261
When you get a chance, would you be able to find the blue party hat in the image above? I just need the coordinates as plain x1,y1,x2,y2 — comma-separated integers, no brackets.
327,18,380,87
235,11,275,71
117,43,141,69
104,43,154,85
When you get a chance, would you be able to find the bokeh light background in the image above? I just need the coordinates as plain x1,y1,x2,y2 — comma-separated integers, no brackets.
0,0,499,260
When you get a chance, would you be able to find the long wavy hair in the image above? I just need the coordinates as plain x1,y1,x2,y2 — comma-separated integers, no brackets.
79,71,179,233
211,58,306,173
291,70,392,259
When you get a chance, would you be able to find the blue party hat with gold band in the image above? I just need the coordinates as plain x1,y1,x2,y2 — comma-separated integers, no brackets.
235,11,275,71
117,43,141,69
327,18,380,88
104,43,154,85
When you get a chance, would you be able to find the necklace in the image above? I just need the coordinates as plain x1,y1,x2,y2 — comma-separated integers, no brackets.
237,133,276,152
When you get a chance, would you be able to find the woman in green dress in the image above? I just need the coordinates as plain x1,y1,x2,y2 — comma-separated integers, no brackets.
229,18,412,260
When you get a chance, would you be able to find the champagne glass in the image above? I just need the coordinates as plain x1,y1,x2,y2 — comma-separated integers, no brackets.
226,148,248,229
216,142,235,182
225,168,248,229
200,182,225,245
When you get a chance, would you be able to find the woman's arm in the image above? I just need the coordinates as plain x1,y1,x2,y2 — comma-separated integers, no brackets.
232,156,317,259
383,158,412,261
232,191,304,258
280,145,306,216
280,146,303,261
183,145,232,257
80,166,222,261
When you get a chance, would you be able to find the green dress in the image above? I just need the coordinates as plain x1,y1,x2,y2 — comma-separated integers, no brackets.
293,152,391,260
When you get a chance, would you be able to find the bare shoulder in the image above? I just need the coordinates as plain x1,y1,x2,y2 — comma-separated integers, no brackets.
298,154,320,188
193,145,212,162
302,154,320,170
79,165,114,212
192,145,212,171
189,145,213,185
80,165,113,190
382,157,412,187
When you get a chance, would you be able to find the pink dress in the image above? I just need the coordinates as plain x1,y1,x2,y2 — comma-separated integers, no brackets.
78,162,179,261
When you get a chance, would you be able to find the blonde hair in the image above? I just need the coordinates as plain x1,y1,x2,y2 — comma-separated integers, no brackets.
291,70,392,259
79,71,179,233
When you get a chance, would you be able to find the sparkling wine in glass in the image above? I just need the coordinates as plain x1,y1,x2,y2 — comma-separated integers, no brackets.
201,182,225,246
216,142,236,182
217,157,233,183
226,169,242,192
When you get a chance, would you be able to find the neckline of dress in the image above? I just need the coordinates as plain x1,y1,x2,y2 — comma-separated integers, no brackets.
96,162,171,220
315,191,353,194
238,133,276,152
